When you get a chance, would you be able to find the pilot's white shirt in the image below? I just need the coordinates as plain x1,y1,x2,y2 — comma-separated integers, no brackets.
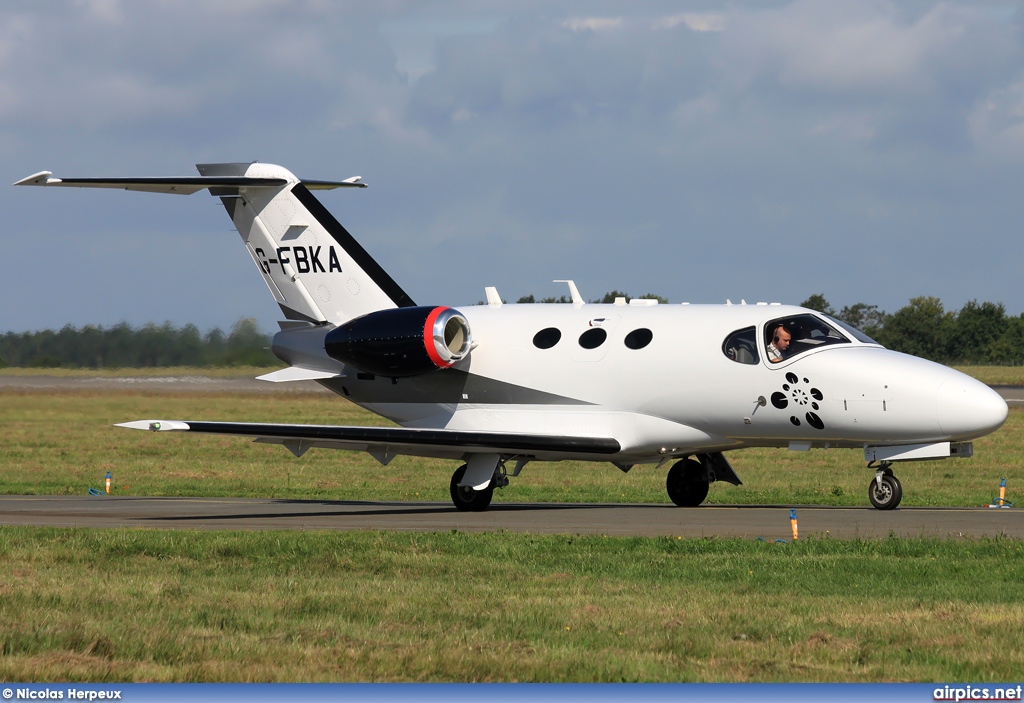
767,342,784,363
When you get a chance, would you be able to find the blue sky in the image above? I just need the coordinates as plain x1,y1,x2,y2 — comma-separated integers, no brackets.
3,1,1024,333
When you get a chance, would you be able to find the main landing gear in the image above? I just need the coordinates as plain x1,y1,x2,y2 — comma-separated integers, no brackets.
867,462,903,510
449,459,513,512
449,464,494,512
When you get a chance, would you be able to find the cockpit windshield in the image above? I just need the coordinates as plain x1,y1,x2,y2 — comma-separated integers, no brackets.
764,314,850,364
821,314,880,345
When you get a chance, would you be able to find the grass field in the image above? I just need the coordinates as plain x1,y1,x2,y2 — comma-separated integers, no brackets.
2,381,1023,683
1,528,1022,682
0,388,1020,507
4,363,1024,383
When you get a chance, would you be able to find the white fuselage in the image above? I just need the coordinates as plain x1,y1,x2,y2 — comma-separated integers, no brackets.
318,302,1008,464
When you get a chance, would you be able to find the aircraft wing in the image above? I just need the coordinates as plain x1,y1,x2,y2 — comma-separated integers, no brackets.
115,420,621,462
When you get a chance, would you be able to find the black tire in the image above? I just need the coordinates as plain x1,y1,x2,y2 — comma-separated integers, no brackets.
867,473,903,510
666,458,710,507
449,464,494,512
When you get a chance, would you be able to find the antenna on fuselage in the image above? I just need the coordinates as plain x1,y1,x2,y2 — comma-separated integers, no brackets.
553,280,584,308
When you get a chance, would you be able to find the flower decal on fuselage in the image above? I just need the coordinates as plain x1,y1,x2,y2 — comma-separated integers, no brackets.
769,372,825,430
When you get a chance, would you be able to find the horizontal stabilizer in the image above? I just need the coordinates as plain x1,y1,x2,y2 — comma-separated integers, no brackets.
115,420,621,459
14,171,366,195
256,367,341,383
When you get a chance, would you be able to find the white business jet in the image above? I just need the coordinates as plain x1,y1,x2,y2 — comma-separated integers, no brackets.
16,163,1008,511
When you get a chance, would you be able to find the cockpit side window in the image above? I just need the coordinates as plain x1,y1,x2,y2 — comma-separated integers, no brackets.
723,326,760,365
764,314,849,364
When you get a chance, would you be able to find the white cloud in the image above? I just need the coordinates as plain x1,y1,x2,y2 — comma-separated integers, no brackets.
562,17,622,33
653,13,727,32
969,80,1024,157
4,1,1024,332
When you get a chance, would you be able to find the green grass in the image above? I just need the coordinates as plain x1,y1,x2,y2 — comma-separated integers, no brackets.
953,366,1024,386
4,363,1023,383
1,528,1022,682
0,366,281,378
0,389,1020,507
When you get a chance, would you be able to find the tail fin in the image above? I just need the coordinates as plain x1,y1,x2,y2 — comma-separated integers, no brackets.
15,162,415,324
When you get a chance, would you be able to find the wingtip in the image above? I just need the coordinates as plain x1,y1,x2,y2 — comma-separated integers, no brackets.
13,170,54,186
115,420,191,431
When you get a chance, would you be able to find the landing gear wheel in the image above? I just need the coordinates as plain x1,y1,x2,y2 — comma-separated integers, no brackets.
666,458,710,507
868,472,903,510
449,464,494,512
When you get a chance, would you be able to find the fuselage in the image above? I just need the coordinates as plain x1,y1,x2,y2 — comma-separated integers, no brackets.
292,302,1008,464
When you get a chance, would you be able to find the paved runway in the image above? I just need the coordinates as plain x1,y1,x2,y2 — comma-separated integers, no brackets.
1,495,1019,539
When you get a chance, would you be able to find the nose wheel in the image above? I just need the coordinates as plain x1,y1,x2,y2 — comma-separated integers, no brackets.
667,458,710,507
867,465,902,510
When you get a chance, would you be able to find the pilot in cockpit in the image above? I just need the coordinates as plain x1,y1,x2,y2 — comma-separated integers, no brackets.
767,325,792,363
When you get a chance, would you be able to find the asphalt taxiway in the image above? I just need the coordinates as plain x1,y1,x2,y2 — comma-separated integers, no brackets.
0,495,1019,539
2,377,1020,538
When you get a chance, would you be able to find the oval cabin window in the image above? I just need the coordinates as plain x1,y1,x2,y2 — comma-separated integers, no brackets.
578,328,608,349
533,327,562,349
624,328,653,350
722,327,759,365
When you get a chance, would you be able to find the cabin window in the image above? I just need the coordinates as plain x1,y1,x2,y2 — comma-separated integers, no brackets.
723,327,759,365
533,327,562,349
578,328,608,349
624,328,653,350
764,314,850,364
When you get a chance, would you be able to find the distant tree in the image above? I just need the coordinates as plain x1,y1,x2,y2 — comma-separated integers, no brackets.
635,293,670,304
592,290,631,304
516,294,536,304
216,318,275,366
800,294,836,317
589,291,669,304
836,303,888,336
990,314,1024,364
0,318,273,368
875,296,955,361
951,300,1006,364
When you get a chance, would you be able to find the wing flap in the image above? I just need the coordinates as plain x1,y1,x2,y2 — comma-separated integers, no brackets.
115,420,621,458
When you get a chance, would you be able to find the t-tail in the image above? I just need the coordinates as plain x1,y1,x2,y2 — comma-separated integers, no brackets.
15,162,415,325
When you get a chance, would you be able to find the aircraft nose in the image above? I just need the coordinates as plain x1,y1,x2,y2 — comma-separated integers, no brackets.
936,375,1008,439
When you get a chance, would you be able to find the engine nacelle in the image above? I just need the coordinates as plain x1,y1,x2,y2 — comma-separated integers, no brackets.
324,306,472,378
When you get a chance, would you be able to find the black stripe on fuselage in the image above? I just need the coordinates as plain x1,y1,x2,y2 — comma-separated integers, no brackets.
182,421,621,455
319,368,594,407
291,183,416,308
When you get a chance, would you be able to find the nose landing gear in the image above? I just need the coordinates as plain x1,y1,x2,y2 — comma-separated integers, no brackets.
666,458,710,507
867,463,903,510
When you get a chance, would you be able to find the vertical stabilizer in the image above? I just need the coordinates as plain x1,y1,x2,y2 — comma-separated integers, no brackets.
199,162,414,324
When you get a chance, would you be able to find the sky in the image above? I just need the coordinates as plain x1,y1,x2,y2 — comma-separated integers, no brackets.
3,0,1024,334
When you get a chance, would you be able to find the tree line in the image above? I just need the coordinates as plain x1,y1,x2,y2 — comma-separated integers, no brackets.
1,293,1022,368
0,318,275,368
801,294,1024,365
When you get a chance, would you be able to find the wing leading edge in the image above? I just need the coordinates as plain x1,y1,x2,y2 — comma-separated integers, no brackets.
115,420,621,462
